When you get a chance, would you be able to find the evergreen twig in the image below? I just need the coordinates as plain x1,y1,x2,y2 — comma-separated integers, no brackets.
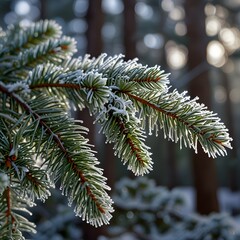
0,20,232,238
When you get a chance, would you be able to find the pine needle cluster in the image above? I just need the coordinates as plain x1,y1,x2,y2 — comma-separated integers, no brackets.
0,20,232,238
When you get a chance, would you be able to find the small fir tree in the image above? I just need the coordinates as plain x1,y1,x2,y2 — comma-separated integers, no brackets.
0,20,232,239
106,177,240,240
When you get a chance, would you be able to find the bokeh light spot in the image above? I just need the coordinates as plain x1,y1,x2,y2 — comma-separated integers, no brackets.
165,41,187,70
15,0,30,16
206,16,221,36
169,6,185,21
74,0,89,17
144,33,164,49
205,3,216,16
161,0,174,12
102,0,123,15
207,40,226,67
135,2,153,20
219,28,240,53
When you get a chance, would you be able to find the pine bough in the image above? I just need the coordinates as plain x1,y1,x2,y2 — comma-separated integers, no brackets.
0,20,232,238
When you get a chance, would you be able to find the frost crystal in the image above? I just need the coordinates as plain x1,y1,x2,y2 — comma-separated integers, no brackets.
6,82,30,93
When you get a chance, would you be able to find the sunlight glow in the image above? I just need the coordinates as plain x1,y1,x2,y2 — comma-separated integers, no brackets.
102,0,123,15
15,0,30,16
169,6,185,21
219,28,240,53
205,3,216,16
161,0,174,12
144,33,164,49
135,2,153,20
166,42,187,70
207,40,226,68
206,16,221,36
74,0,88,17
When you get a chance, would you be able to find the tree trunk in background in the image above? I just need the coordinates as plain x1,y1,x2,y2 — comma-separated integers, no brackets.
40,0,46,19
184,0,219,214
123,0,136,60
86,0,103,56
221,71,238,191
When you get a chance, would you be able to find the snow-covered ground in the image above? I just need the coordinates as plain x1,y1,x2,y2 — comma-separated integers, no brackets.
176,187,240,215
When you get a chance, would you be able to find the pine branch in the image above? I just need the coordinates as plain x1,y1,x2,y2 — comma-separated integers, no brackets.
67,54,231,158
96,93,153,175
0,83,113,227
6,20,62,51
0,187,36,239
63,54,170,92
27,63,110,112
0,20,76,82
0,20,233,238
3,37,76,77
121,89,232,158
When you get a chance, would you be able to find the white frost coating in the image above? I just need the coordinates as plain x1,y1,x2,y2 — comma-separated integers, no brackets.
6,82,30,94
221,139,233,149
0,173,9,194
96,91,134,123
110,92,133,121
9,147,16,156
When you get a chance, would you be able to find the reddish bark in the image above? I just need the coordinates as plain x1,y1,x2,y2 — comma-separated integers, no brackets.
184,0,219,214
123,0,137,60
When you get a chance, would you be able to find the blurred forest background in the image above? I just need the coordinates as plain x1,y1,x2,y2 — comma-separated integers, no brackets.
0,0,240,239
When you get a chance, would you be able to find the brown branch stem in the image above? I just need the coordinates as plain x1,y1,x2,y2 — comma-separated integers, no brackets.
5,186,16,230
115,117,145,166
30,83,81,90
124,91,223,146
29,82,98,92
0,83,105,214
